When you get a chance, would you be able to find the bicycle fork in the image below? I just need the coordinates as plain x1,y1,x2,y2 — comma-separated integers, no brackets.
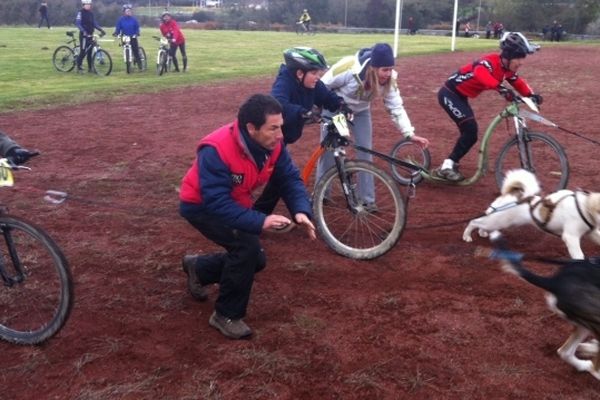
332,149,361,214
513,116,536,173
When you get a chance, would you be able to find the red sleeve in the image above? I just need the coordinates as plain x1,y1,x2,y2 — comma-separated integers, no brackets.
159,23,168,36
507,74,533,97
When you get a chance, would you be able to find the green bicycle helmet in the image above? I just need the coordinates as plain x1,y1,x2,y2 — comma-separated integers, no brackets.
283,47,328,72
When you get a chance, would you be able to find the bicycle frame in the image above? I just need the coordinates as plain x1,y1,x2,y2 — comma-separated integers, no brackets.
421,96,538,186
301,117,423,186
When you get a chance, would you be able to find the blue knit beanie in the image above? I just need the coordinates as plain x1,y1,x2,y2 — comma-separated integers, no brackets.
370,43,395,67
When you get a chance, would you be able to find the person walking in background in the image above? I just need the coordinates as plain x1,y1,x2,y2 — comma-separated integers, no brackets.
253,47,349,215
113,4,143,70
433,32,543,182
75,0,106,74
38,1,50,29
159,11,187,72
179,94,316,340
315,43,429,209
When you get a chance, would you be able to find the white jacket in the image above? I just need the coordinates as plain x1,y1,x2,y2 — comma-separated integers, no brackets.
321,51,415,138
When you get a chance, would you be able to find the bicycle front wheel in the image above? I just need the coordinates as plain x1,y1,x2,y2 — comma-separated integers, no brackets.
125,48,132,74
313,160,406,260
495,131,569,192
389,138,431,186
157,51,167,76
138,47,147,71
0,216,73,345
92,49,112,76
52,45,75,72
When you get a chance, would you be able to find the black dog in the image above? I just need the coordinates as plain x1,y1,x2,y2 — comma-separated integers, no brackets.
490,238,600,379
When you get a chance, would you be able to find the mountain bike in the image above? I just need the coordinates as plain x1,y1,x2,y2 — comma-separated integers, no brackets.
153,35,171,76
389,89,569,192
306,113,420,260
0,158,73,345
295,21,316,35
52,30,113,76
118,34,146,74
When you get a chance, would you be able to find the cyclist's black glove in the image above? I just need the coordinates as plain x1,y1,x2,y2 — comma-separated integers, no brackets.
530,94,543,106
497,86,515,102
338,102,354,121
6,148,39,165
99,30,106,37
301,109,322,124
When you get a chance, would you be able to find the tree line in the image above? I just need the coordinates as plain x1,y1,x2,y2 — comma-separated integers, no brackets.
3,0,599,35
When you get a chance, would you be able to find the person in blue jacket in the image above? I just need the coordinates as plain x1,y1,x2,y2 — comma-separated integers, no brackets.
179,94,316,340
75,0,106,73
112,4,143,70
253,47,350,215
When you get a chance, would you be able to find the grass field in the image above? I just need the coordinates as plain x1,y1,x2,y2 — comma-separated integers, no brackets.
1,26,596,112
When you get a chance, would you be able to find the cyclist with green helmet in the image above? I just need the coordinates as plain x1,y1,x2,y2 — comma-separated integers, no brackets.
253,46,349,215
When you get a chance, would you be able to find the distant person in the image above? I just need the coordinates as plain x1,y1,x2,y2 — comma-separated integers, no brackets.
159,11,187,72
298,9,311,32
464,21,471,37
551,20,563,42
38,1,50,29
253,47,348,215
407,16,416,35
179,94,316,339
75,0,106,74
485,21,492,39
433,32,543,182
316,43,429,210
113,4,143,70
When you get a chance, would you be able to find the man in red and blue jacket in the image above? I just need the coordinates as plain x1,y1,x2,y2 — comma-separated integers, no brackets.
179,94,315,340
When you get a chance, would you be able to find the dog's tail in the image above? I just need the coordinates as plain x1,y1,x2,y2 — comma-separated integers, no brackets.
500,169,541,197
488,238,557,293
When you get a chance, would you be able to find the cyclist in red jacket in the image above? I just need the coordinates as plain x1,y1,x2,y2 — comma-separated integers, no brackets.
434,32,543,182
159,11,187,72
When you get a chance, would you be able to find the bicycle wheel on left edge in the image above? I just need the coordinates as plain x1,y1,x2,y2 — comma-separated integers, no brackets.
92,49,113,76
312,160,406,260
0,216,73,345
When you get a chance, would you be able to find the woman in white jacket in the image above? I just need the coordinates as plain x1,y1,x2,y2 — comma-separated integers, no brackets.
315,43,429,209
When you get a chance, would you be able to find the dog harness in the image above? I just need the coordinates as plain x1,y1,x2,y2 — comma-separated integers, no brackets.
528,191,594,236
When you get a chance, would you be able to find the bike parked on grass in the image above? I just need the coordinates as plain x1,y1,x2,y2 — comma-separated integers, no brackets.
389,88,569,192
0,158,73,345
52,30,113,76
153,35,171,76
117,34,146,74
304,113,420,260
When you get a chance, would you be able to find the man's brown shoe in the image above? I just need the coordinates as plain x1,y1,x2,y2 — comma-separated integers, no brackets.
182,255,208,301
209,311,253,339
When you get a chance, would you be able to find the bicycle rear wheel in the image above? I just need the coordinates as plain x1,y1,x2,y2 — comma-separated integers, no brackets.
92,49,112,76
52,45,75,72
313,160,406,260
0,216,73,345
495,131,569,192
389,138,431,185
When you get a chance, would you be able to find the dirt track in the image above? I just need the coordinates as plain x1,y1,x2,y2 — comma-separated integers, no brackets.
1,46,600,399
